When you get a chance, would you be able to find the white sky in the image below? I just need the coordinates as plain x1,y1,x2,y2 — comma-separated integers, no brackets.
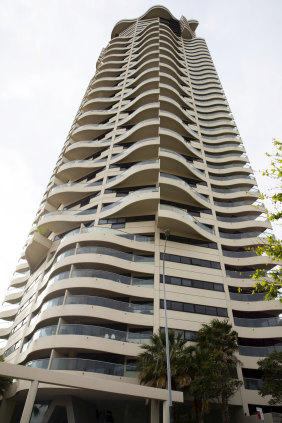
0,0,281,304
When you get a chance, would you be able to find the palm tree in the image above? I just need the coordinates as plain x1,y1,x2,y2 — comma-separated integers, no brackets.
137,329,191,390
195,319,242,423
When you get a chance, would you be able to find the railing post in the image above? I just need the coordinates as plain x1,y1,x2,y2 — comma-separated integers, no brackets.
20,380,39,423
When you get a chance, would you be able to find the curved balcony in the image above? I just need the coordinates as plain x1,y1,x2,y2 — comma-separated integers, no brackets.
192,81,222,91
25,232,52,272
125,67,159,91
52,357,137,377
23,324,151,353
48,269,154,293
101,187,159,218
65,139,111,160
160,62,187,88
87,85,122,102
244,378,263,390
229,292,267,302
91,75,124,90
160,173,209,207
0,303,19,320
77,109,117,126
114,118,159,143
111,138,159,164
159,148,205,180
42,294,153,315
48,180,102,207
115,102,160,127
3,291,23,305
160,72,190,99
71,121,115,142
239,344,282,357
234,316,282,328
160,47,185,69
125,59,159,81
82,96,120,112
160,111,199,140
38,208,97,234
210,174,256,187
160,95,195,124
60,225,154,245
106,160,159,189
160,82,194,110
54,245,154,267
9,274,29,289
157,203,215,240
56,158,106,181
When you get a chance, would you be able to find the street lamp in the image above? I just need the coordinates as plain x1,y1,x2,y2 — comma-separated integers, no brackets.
162,228,173,423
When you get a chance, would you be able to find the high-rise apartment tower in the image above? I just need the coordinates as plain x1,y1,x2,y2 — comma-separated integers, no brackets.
0,6,281,423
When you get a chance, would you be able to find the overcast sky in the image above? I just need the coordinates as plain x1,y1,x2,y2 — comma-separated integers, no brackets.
0,0,281,305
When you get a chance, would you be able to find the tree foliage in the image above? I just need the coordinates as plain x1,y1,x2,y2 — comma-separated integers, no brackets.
137,329,191,390
137,320,241,423
258,351,282,405
252,139,282,301
0,355,12,398
192,320,242,423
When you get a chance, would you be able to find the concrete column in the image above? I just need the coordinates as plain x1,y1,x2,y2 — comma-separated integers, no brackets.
151,399,159,423
20,380,39,423
163,400,169,423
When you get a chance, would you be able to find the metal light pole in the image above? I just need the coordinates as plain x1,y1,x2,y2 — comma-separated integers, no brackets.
162,228,173,423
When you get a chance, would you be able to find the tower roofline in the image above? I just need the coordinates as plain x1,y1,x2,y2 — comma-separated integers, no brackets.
111,5,199,39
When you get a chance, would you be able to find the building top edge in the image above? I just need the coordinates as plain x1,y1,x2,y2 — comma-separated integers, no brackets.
111,5,199,39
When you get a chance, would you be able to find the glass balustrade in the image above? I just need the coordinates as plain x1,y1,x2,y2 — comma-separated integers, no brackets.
210,174,255,181
244,378,263,390
229,292,266,301
51,180,102,193
204,143,242,149
26,358,50,369
48,268,154,287
65,295,153,314
51,357,137,377
217,215,267,223
226,270,255,278
239,345,282,357
208,163,249,170
234,316,282,327
22,325,57,351
22,323,151,352
215,200,256,208
202,135,238,141
212,186,258,194
41,208,97,220
220,232,265,240
222,250,257,258
62,226,154,243
55,245,154,264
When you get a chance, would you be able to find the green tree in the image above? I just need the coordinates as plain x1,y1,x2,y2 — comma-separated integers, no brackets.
257,350,282,405
0,355,12,398
137,329,191,390
190,319,242,423
137,321,242,423
252,139,282,300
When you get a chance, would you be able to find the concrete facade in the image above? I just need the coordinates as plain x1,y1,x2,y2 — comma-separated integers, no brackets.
0,5,281,422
